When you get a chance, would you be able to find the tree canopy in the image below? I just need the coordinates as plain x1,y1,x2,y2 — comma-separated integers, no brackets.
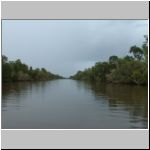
2,56,63,82
71,36,148,85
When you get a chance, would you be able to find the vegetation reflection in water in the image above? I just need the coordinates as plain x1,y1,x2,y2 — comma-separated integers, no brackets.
2,80,148,129
76,81,148,125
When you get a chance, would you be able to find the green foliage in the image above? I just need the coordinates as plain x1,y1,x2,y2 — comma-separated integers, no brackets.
142,35,148,64
71,36,148,85
129,46,144,61
130,61,148,85
2,56,63,82
124,55,134,61
2,55,8,64
109,55,118,64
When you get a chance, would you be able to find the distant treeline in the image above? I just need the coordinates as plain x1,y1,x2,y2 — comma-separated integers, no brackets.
2,56,63,82
70,35,148,85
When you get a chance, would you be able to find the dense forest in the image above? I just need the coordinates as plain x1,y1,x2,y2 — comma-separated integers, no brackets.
2,56,63,82
70,35,148,85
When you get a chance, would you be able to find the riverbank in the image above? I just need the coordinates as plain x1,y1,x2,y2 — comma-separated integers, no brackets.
2,55,64,82
71,37,148,86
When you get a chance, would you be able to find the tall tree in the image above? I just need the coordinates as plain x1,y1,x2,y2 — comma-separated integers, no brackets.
109,55,119,69
142,35,148,63
129,46,144,61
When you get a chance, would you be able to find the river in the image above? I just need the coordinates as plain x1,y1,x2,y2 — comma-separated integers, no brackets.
2,79,148,129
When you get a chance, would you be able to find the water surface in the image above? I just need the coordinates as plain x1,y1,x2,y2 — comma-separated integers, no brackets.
2,79,148,129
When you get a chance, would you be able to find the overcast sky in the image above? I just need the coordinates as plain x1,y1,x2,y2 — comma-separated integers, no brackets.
2,20,148,77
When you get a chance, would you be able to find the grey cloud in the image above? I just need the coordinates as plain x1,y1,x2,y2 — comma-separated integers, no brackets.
2,20,148,77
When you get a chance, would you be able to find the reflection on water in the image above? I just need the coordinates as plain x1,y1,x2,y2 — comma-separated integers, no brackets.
2,79,148,129
75,81,148,128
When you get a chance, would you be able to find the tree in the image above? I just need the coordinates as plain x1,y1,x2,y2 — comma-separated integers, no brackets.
142,35,148,63
130,61,147,85
2,55,63,82
71,37,148,85
2,55,8,64
129,46,144,61
109,55,119,69
124,55,134,61
2,55,12,81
